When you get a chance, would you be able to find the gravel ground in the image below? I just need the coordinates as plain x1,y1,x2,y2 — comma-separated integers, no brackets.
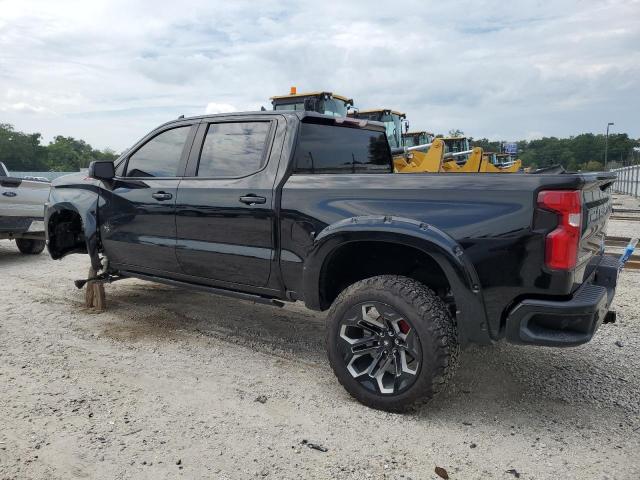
1,214,639,479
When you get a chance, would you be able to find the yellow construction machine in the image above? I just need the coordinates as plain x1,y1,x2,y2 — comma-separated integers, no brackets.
392,139,482,173
480,152,522,173
270,88,521,174
349,109,406,149
402,131,434,147
270,87,353,117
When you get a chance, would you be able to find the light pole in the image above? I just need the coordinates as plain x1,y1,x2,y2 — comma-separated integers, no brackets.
604,122,614,169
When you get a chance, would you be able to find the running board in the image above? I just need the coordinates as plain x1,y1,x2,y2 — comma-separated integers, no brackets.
118,270,286,307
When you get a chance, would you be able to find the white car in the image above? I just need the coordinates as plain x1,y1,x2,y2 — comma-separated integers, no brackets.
0,162,50,254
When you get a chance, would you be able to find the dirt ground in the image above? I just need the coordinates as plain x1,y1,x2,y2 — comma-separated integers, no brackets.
1,216,639,479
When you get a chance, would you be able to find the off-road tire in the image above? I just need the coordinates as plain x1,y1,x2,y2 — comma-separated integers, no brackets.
15,238,46,255
326,275,459,412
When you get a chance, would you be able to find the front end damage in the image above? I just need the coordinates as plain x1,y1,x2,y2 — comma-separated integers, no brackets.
45,174,103,271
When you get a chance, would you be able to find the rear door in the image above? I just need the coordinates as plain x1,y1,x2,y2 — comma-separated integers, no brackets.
175,117,281,287
100,122,197,274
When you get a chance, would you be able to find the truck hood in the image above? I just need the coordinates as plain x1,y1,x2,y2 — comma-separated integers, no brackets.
52,172,99,187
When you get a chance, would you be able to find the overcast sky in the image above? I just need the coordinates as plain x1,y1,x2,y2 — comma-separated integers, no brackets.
1,0,639,151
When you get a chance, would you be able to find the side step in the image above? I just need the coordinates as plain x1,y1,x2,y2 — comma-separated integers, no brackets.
119,270,286,307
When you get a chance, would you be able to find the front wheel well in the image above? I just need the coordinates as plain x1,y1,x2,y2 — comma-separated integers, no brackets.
47,209,87,258
319,241,453,311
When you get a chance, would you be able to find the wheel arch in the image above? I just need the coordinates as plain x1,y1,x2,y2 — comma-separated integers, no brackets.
302,215,492,345
45,186,101,270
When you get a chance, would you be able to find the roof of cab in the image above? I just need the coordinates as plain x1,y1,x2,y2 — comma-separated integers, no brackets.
270,91,353,104
403,131,434,136
354,109,406,118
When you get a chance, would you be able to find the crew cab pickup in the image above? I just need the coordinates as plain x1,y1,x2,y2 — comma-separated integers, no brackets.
45,111,618,411
0,162,48,254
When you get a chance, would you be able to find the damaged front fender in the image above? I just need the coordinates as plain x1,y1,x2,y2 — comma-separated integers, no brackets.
45,174,103,270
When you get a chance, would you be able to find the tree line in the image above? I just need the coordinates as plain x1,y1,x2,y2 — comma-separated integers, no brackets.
0,123,117,172
1,122,638,173
468,132,639,171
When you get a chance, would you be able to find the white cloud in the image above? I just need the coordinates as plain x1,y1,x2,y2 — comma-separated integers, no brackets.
0,0,638,150
205,102,237,115
1,102,49,114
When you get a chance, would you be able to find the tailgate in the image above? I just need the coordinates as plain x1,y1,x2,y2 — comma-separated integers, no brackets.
0,177,50,218
578,172,616,275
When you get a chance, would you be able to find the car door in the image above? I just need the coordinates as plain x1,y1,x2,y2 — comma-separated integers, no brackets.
175,117,280,287
100,122,197,274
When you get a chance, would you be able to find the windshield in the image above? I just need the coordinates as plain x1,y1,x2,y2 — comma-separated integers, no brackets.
444,138,469,153
380,113,403,149
322,98,349,117
403,133,433,147
273,102,306,111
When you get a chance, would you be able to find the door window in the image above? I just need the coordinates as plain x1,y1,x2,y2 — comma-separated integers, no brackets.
125,126,191,177
197,122,271,177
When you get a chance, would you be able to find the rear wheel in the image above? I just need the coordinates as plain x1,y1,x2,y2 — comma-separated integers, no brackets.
15,238,46,254
326,275,458,412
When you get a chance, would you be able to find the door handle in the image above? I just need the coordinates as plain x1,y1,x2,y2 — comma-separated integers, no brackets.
239,195,266,205
151,191,173,201
2,191,17,197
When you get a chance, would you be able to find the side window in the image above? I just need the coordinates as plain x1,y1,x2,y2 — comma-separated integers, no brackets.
293,122,391,174
197,122,270,177
125,126,191,177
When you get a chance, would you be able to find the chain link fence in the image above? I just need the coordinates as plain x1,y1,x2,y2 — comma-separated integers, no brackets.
611,165,640,198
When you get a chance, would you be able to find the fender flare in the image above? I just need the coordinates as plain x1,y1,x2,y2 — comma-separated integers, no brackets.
302,215,492,345
45,185,101,270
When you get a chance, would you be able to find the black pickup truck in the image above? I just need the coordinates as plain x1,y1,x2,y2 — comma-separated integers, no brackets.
45,111,618,411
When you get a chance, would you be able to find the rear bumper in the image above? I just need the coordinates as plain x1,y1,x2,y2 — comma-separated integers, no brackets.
0,216,44,234
505,255,618,347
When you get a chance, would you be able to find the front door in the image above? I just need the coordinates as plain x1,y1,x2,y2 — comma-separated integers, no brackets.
175,118,279,287
100,123,196,274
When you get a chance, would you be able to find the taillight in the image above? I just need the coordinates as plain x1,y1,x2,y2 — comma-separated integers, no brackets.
537,190,582,270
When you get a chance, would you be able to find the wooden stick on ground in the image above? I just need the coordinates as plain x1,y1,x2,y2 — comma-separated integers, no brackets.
84,266,106,311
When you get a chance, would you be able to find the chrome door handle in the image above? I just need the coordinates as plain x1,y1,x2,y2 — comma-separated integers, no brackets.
151,192,173,201
239,195,266,205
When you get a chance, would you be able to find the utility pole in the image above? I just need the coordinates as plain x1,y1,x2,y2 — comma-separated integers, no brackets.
604,122,614,170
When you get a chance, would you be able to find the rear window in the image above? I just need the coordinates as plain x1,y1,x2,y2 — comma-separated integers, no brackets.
293,123,391,174
197,122,271,177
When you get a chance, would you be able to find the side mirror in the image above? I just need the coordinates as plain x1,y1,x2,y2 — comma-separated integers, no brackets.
88,160,115,181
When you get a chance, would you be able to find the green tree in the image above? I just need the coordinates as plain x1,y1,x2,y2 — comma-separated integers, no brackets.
585,160,604,171
0,123,47,171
